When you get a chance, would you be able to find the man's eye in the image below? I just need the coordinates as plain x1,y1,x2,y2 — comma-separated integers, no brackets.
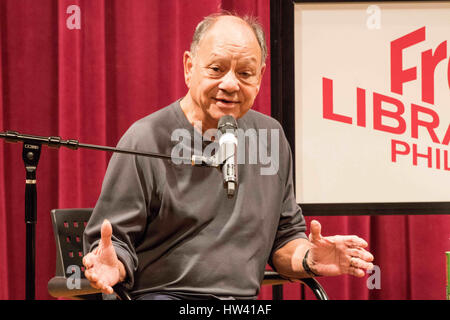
209,66,221,72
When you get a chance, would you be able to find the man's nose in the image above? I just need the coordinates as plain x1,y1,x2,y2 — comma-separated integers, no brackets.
218,71,240,93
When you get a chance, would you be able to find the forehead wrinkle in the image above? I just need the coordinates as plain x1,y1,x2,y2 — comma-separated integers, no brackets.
203,44,260,67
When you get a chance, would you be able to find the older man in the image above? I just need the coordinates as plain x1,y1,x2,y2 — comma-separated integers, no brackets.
83,12,374,300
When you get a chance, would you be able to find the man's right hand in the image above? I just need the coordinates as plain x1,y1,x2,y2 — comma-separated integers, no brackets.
82,219,127,295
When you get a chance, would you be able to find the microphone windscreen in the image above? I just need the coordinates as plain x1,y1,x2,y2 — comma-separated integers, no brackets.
218,115,238,133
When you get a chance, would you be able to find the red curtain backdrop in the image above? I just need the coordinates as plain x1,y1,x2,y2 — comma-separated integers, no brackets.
0,0,448,300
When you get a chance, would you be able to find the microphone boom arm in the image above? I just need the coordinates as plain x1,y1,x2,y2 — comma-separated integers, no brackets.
0,130,190,162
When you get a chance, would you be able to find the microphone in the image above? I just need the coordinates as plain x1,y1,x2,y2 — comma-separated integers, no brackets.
190,115,238,198
217,115,238,198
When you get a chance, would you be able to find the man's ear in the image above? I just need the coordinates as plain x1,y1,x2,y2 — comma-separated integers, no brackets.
183,51,194,88
256,63,266,92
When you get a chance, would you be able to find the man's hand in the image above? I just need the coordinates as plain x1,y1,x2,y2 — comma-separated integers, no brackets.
82,219,126,294
308,220,374,277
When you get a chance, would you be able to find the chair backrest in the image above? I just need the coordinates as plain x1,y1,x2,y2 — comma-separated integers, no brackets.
51,208,93,279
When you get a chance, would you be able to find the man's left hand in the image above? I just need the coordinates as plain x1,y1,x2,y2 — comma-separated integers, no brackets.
307,220,374,277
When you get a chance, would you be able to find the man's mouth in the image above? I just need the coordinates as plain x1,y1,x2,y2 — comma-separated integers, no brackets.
213,98,239,105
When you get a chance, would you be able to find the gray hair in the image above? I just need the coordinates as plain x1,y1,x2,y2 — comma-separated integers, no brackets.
190,11,268,64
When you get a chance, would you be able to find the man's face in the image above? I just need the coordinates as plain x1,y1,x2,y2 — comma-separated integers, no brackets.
183,16,266,128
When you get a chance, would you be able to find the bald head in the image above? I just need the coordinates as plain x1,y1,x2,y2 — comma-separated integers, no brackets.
190,13,267,65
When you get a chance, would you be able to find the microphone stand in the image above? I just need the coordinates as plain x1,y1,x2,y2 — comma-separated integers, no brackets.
0,130,191,300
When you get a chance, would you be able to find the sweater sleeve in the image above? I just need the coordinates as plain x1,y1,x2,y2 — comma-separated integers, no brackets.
268,126,308,269
83,123,152,290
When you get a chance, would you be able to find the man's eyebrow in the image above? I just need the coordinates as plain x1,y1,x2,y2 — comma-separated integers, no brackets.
207,52,259,63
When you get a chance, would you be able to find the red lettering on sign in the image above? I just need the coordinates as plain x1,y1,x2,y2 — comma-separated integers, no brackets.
410,103,440,143
421,41,447,104
322,77,353,124
373,93,406,134
390,27,425,95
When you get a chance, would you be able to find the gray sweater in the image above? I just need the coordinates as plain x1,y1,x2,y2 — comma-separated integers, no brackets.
83,100,307,299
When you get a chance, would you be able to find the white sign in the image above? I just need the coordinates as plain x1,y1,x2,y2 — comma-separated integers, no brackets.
294,2,450,203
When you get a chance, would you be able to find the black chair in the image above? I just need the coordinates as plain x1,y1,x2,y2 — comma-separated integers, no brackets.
47,208,328,300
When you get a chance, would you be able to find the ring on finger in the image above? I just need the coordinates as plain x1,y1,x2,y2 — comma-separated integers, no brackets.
349,257,355,267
